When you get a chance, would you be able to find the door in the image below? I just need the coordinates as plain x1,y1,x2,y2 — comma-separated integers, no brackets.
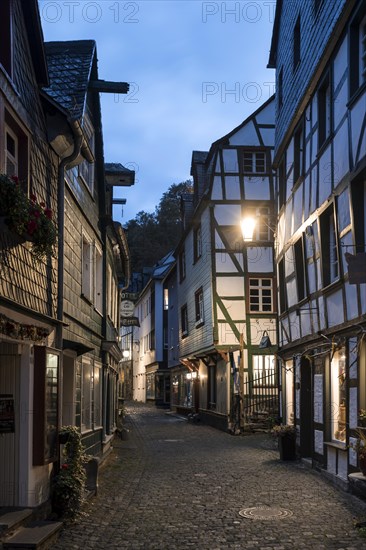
0,343,20,506
300,356,313,457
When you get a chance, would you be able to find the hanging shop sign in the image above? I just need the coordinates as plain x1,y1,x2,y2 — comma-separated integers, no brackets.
120,317,140,327
0,394,15,433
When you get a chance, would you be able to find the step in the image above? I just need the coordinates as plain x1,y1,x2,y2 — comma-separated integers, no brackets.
0,508,32,533
3,521,62,549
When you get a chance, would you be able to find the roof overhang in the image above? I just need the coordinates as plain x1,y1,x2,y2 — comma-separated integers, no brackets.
63,339,94,356
102,341,122,362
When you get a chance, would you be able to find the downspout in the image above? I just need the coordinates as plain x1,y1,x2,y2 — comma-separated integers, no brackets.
55,120,84,348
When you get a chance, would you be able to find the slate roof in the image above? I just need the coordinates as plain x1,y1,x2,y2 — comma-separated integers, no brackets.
43,40,96,120
192,151,208,164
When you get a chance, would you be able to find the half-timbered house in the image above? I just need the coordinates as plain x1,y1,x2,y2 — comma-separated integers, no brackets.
174,97,277,430
268,0,366,489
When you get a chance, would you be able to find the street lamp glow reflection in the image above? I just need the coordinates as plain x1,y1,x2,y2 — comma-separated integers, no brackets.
240,217,256,242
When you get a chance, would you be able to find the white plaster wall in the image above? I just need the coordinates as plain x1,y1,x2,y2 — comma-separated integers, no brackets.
313,375,323,424
349,437,358,467
349,387,358,429
247,247,273,272
327,447,337,474
338,451,348,480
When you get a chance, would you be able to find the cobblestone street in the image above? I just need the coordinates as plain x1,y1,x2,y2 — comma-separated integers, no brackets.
53,404,366,550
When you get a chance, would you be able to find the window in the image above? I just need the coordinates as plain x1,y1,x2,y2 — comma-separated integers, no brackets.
179,248,186,282
94,245,103,313
193,224,202,262
4,110,29,194
181,304,188,337
350,8,366,95
294,237,306,301
243,151,266,173
351,170,366,254
195,287,204,325
253,355,276,386
244,206,271,241
249,278,273,312
330,348,346,442
293,15,301,70
81,358,92,432
94,362,102,427
164,288,169,310
318,74,331,147
78,113,95,194
320,206,339,286
0,0,12,77
278,258,287,313
82,236,93,301
293,124,304,183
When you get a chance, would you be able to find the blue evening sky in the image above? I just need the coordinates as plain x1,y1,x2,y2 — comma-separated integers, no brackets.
39,0,276,223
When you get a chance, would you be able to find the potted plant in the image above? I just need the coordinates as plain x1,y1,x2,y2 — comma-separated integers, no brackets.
52,426,89,520
0,173,57,261
359,409,366,427
351,429,366,476
271,424,297,460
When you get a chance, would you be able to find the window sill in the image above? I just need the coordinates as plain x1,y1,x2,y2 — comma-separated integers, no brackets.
195,320,204,328
347,82,366,110
324,441,346,451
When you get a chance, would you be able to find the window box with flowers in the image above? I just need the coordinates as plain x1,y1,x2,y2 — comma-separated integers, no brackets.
0,174,56,261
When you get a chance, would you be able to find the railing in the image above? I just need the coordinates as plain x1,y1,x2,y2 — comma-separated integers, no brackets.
242,369,279,429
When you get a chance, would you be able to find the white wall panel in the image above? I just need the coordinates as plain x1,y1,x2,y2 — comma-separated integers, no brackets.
229,120,260,146
216,276,244,297
218,299,245,320
211,176,223,199
222,149,238,172
247,247,273,272
326,289,344,327
244,176,270,200
260,127,275,146
351,94,366,167
349,337,358,379
349,387,358,429
318,145,332,205
318,295,326,330
314,430,324,455
215,253,239,273
333,120,349,185
289,310,300,341
214,204,241,226
249,318,277,345
314,375,323,423
345,282,359,321
333,36,347,91
334,80,348,130
225,176,241,199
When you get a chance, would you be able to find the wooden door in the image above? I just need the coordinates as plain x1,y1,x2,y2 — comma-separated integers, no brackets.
0,343,20,506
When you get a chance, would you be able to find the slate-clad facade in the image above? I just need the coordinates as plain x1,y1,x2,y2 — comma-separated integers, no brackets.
0,0,60,508
269,0,366,488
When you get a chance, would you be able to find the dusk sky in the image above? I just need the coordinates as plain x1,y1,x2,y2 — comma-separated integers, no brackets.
39,0,276,223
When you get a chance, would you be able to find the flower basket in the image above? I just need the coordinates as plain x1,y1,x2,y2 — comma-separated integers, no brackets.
0,174,56,261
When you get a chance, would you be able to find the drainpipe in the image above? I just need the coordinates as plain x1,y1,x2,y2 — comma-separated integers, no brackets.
55,121,84,349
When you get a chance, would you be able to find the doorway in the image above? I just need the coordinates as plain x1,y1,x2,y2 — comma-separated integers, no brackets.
300,356,313,457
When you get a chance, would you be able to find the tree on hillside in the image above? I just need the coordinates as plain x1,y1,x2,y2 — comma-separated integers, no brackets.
125,180,192,272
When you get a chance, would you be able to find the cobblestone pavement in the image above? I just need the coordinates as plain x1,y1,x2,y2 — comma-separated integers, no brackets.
53,403,366,550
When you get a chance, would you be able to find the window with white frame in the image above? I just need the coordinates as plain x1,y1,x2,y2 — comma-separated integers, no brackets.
5,124,18,177
82,236,93,302
78,113,95,194
330,348,346,443
94,245,103,313
4,110,29,195
195,287,204,325
243,151,266,173
81,358,92,432
93,362,102,427
249,278,273,312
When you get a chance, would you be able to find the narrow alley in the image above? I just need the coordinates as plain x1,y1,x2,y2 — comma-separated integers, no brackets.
52,404,366,550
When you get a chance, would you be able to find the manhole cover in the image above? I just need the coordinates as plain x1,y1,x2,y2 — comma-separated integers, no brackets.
239,506,293,520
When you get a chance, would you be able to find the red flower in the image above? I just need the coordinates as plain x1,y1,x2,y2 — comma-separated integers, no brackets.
40,202,45,208
45,208,53,220
30,193,37,203
11,176,19,184
61,463,69,470
31,209,41,218
27,220,37,235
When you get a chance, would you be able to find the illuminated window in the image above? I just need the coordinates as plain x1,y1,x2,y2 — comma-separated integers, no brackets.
330,348,346,442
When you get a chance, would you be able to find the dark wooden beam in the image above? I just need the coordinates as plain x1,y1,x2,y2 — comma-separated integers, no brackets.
89,79,129,94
